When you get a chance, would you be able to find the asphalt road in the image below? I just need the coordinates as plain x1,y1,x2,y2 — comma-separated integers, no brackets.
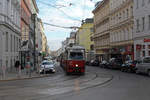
0,65,150,100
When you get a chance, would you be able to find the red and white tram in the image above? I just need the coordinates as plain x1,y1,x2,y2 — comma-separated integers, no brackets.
60,45,85,75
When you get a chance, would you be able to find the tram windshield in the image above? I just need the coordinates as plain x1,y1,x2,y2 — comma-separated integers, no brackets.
69,52,84,60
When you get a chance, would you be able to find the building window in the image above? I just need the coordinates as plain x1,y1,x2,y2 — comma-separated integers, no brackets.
142,0,145,7
0,1,2,13
11,34,12,52
143,45,145,49
130,6,133,16
126,9,129,18
6,32,8,52
90,28,94,33
143,51,145,57
142,17,145,31
6,0,9,16
148,45,150,49
14,36,15,52
123,11,125,19
119,12,121,19
16,37,18,52
6,60,8,68
90,45,94,51
136,0,139,9
136,19,140,32
149,15,150,30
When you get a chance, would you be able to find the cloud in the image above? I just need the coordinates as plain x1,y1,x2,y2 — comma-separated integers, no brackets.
47,38,65,51
37,0,99,51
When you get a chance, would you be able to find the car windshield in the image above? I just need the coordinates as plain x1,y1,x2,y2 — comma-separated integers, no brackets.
143,57,150,63
42,62,53,65
69,52,83,60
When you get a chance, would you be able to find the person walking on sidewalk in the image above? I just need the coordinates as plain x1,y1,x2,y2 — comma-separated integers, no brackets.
15,60,20,71
26,61,31,77
15,60,22,78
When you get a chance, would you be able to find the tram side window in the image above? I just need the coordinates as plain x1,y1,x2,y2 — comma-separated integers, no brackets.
69,52,83,60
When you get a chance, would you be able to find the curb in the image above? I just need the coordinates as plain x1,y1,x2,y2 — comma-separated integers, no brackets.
0,74,52,82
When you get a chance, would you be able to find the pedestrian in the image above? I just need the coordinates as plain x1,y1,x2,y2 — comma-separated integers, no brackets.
26,61,31,77
15,60,20,71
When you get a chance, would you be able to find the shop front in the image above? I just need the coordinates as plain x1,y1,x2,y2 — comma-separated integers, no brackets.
110,45,134,62
95,48,110,62
134,38,150,60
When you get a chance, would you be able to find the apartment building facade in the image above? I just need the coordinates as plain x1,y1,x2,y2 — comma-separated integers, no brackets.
109,0,134,61
76,18,94,52
92,0,110,61
0,0,21,71
133,0,150,60
75,18,94,61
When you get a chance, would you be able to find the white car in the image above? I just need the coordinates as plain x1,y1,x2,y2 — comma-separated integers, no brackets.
136,57,150,76
40,61,56,74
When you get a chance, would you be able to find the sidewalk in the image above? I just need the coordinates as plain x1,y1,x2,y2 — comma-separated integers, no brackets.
0,69,50,81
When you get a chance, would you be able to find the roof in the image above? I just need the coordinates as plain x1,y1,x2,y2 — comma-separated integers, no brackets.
92,0,108,14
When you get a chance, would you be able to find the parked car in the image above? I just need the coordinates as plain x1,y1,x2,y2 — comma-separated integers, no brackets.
136,57,150,76
39,61,56,74
121,60,138,73
99,60,109,68
90,59,99,66
108,58,123,69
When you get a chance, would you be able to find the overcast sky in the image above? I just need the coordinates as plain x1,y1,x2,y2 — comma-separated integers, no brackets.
36,0,100,51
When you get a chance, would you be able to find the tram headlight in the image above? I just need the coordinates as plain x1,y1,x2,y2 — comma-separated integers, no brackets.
76,64,78,67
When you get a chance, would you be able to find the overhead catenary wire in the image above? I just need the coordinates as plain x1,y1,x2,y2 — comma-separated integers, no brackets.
38,0,93,31
43,22,91,30
38,0,82,22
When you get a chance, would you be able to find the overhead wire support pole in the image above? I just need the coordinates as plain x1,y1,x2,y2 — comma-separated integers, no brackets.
32,14,36,71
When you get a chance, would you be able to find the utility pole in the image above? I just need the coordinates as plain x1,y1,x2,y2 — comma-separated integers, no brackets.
32,14,36,70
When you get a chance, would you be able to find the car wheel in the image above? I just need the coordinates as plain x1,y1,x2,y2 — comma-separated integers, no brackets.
121,68,124,72
136,69,139,74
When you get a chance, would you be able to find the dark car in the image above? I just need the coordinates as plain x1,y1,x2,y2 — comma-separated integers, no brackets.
121,60,138,73
108,58,123,69
90,59,99,66
99,60,109,68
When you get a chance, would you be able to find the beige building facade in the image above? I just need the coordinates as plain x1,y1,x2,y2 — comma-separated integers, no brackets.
109,0,134,61
93,0,134,61
93,0,110,61
42,32,47,53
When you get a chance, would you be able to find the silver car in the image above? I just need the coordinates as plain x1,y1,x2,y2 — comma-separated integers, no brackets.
40,61,56,74
136,57,150,76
